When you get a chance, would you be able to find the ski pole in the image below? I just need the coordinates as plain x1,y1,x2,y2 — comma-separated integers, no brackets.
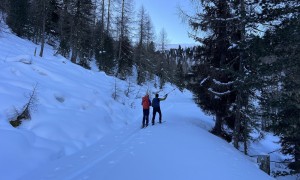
166,88,176,95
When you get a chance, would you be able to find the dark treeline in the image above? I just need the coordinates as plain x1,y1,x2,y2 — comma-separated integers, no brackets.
1,0,300,176
0,0,171,87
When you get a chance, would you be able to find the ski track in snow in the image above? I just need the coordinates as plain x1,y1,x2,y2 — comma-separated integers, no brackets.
20,124,143,180
21,100,273,180
2,78,274,180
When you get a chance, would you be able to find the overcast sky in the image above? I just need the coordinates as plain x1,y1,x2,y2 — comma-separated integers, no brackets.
135,0,197,45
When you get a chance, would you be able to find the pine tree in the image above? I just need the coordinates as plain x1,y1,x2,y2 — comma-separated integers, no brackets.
116,0,134,79
229,0,300,151
144,16,156,81
95,20,115,74
135,6,148,85
45,0,60,38
69,0,94,68
39,0,46,57
56,1,71,58
117,36,133,79
175,59,185,91
93,0,106,70
183,0,299,150
187,0,237,138
6,0,30,37
146,41,157,81
0,0,9,13
248,2,300,170
158,28,168,53
268,18,300,173
106,0,112,32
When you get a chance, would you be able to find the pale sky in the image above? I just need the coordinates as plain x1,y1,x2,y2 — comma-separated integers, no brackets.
135,0,197,45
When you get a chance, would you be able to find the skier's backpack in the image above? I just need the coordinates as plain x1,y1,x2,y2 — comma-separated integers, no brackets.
142,96,150,109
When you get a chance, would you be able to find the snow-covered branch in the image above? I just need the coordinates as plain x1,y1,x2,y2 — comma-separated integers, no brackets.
200,76,210,86
208,88,232,96
213,79,234,86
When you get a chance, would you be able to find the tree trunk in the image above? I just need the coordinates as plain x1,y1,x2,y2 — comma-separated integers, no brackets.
39,0,46,57
233,92,242,149
100,0,105,61
118,0,125,60
233,0,246,150
295,148,300,167
212,113,223,136
71,49,77,63
101,0,104,41
243,119,248,155
257,155,270,175
296,128,300,168
107,0,111,33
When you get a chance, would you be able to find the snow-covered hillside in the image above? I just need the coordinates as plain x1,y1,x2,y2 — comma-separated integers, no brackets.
0,29,287,180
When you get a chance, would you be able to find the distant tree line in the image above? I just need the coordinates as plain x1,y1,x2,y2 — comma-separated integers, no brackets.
0,0,173,87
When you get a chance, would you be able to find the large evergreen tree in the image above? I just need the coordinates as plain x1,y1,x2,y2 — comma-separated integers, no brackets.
266,18,300,173
6,0,29,37
69,0,94,68
0,0,9,14
94,20,115,74
135,6,147,85
134,6,156,85
57,0,72,58
116,0,134,79
187,0,237,138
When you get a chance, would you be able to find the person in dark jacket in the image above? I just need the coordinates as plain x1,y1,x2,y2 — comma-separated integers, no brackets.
141,93,151,128
151,93,167,125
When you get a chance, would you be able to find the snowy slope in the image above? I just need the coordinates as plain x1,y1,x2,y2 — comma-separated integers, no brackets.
0,30,140,179
20,92,273,180
0,29,276,180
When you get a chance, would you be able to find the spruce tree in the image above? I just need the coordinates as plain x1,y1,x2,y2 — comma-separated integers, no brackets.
187,0,237,138
269,18,300,173
0,0,9,13
175,59,185,91
6,0,29,37
57,0,72,58
95,20,115,74
116,0,134,79
146,41,157,81
69,0,94,68
251,2,300,170
46,0,60,38
117,36,133,79
135,6,148,85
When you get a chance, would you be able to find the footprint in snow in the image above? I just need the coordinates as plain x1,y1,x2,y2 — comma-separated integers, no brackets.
109,160,116,165
80,155,87,159
54,167,61,171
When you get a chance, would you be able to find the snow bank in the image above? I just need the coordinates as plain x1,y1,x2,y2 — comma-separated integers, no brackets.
0,31,141,179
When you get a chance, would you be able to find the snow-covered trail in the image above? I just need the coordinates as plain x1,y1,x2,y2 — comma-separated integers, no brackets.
21,91,273,180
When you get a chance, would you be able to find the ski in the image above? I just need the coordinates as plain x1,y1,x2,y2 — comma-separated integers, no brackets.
153,121,166,125
142,121,166,128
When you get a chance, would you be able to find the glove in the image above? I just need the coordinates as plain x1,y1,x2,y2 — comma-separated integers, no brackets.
165,94,168,97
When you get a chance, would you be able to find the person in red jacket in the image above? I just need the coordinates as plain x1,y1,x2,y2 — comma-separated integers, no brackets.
141,93,151,128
